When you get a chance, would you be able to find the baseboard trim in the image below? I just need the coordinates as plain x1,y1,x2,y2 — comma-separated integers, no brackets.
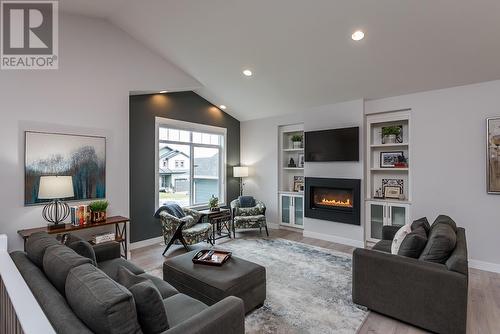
130,236,163,250
469,259,500,274
303,230,364,248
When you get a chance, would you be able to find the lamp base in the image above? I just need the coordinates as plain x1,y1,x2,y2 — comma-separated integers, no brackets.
42,199,70,226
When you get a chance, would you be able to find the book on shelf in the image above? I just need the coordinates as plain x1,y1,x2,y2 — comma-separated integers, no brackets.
92,232,115,244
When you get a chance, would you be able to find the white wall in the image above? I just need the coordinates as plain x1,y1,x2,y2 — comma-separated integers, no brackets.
241,100,364,246
0,14,200,251
365,80,500,270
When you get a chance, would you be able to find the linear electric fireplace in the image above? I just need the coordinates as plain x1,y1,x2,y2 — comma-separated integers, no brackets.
305,177,361,225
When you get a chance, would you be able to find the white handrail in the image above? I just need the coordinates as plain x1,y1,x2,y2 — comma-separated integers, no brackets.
0,235,56,334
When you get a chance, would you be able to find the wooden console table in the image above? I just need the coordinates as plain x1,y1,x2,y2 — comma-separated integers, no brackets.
17,216,129,259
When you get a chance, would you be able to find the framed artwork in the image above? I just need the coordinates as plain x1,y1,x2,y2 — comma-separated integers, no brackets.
380,151,404,168
487,118,500,193
293,176,304,192
298,153,305,168
25,131,106,205
382,178,403,199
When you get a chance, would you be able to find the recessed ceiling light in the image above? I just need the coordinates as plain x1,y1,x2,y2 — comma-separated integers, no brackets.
219,105,227,110
351,30,365,41
159,90,168,93
242,69,252,77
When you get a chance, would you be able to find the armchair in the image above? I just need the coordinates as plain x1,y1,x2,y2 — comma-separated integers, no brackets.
157,206,212,255
230,197,268,237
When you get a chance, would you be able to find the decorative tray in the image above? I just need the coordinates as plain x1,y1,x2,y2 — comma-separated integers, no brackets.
192,249,232,266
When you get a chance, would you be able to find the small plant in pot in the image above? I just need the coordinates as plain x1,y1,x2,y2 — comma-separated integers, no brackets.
382,126,401,144
291,134,303,149
209,195,220,212
89,200,109,223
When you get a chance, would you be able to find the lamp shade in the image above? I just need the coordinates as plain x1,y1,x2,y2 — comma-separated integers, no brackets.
38,176,74,199
233,166,249,178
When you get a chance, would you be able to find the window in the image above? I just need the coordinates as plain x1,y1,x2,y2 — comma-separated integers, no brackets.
156,118,226,208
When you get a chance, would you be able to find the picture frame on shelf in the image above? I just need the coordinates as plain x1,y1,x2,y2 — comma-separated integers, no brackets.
384,186,402,199
293,176,304,192
298,153,304,168
487,117,500,194
380,151,404,168
382,178,404,199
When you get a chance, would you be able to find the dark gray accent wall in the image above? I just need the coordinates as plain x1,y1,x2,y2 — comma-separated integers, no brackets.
129,91,240,243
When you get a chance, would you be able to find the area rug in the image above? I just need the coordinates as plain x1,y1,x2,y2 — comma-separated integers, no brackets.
149,238,368,334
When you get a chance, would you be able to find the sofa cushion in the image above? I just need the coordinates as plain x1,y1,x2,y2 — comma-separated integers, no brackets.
398,226,428,258
372,240,392,253
411,217,431,235
138,273,178,299
391,224,412,255
432,215,457,233
118,267,169,333
419,221,457,264
98,257,145,281
68,239,97,266
238,196,256,208
25,232,60,268
162,294,208,328
43,244,92,295
65,263,142,334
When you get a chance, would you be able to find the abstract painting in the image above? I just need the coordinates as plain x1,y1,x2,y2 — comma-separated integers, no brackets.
25,131,106,205
487,118,500,193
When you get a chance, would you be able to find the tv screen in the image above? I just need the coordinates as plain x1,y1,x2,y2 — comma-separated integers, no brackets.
305,127,359,162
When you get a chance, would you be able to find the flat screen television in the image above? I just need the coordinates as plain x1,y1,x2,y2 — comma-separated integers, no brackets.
305,127,359,162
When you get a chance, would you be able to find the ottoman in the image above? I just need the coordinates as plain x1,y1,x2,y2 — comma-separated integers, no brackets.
163,250,266,313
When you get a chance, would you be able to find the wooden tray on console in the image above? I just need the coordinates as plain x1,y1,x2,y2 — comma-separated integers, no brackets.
192,249,232,266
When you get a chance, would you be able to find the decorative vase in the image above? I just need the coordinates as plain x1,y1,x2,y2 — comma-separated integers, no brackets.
91,211,106,223
292,141,301,149
383,134,397,144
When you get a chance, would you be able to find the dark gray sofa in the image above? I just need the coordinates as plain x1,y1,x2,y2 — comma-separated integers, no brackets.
352,216,468,334
10,232,245,334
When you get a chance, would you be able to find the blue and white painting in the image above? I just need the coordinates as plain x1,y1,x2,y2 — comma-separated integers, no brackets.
25,131,106,205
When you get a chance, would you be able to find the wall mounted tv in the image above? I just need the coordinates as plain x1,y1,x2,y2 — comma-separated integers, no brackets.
305,127,359,162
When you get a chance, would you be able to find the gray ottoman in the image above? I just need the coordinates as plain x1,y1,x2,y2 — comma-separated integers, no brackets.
163,250,266,313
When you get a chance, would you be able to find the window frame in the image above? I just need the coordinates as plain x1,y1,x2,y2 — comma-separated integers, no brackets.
155,117,227,210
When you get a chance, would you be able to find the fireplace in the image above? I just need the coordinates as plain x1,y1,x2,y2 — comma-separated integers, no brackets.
305,177,361,225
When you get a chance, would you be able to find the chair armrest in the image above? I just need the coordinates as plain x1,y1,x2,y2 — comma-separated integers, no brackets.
381,225,400,241
164,296,244,334
183,208,202,223
93,241,121,263
352,248,467,334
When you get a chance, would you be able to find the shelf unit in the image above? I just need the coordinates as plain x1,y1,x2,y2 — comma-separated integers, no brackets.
278,124,305,229
365,109,412,244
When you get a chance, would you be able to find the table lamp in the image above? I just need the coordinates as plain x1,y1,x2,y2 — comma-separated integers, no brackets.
233,166,249,196
38,176,74,227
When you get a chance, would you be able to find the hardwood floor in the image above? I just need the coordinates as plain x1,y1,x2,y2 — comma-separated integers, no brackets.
130,228,500,334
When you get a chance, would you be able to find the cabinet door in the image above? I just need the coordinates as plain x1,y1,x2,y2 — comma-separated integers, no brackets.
293,196,303,226
388,203,410,227
367,202,385,240
280,195,291,224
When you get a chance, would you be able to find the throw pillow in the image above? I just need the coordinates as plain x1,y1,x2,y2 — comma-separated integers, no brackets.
154,203,185,219
431,215,457,233
398,226,428,258
391,224,412,255
419,222,457,263
25,232,60,268
239,196,256,208
68,239,97,266
411,217,431,235
180,215,196,229
117,267,169,333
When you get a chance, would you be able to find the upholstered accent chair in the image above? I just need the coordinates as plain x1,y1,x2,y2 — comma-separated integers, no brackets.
156,205,212,255
230,196,269,237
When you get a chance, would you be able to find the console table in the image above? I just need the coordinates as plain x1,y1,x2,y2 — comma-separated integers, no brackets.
17,216,129,259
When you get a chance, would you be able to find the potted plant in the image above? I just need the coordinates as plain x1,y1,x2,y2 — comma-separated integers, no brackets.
382,126,401,144
89,200,109,223
209,195,220,212
291,134,303,149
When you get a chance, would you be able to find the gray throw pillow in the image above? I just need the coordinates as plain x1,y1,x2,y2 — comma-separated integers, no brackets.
432,215,457,232
239,196,256,208
398,226,428,258
67,239,97,266
117,267,169,333
411,217,430,235
66,264,142,334
43,244,92,295
25,232,60,268
419,222,457,263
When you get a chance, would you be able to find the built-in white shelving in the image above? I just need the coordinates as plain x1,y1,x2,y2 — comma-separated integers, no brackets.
278,124,305,230
365,109,412,244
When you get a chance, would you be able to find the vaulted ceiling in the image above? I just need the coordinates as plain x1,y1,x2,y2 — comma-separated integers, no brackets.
62,0,500,121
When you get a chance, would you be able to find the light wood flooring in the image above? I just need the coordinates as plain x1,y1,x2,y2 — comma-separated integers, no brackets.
130,228,500,334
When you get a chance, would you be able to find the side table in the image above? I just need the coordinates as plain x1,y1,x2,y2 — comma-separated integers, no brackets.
198,208,232,244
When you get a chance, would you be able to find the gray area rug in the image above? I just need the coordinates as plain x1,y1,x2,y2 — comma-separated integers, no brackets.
150,238,368,334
